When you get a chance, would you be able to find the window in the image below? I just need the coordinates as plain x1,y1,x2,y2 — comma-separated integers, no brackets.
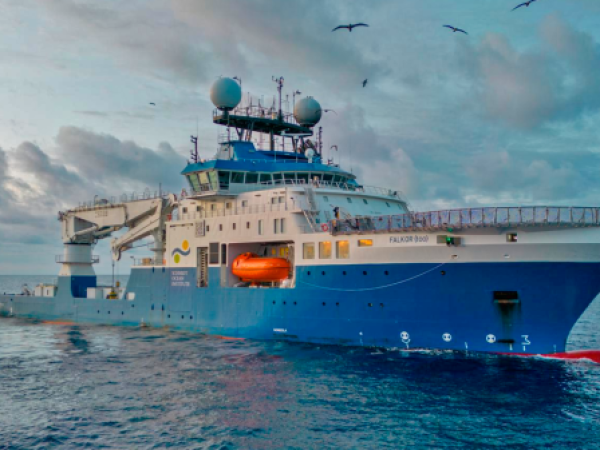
303,243,315,259
273,173,283,183
258,220,264,235
280,218,285,234
259,173,272,184
225,202,232,209
271,197,277,204
274,218,279,234
208,171,218,191
362,199,368,205
398,203,403,210
336,241,350,259
278,196,285,203
346,198,352,204
206,225,210,232
297,173,309,184
232,223,236,230
319,241,332,259
386,202,391,208
218,171,230,189
221,244,227,265
358,239,373,247
507,233,518,243
246,173,258,184
241,200,248,207
211,204,216,211
182,207,188,213
246,222,250,229
231,172,245,183
188,174,200,192
196,206,201,212
284,173,296,182
323,196,329,202
219,224,223,231
209,242,219,264
323,174,333,182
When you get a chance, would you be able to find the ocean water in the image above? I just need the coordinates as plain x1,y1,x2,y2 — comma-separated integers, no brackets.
1,276,600,449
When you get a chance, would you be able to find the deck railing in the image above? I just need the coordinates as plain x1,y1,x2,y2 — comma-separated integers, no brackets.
330,206,600,235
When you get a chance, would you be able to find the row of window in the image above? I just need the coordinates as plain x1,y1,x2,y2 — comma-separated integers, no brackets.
187,170,354,192
204,218,286,235
302,239,373,260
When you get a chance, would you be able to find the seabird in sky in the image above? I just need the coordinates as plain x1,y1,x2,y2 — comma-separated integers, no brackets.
512,0,537,11
443,25,468,35
362,79,368,88
332,23,369,32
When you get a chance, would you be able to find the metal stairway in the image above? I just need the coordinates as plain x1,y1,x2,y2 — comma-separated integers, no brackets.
302,186,320,232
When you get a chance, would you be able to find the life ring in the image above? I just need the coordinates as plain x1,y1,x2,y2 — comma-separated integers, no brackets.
321,223,329,232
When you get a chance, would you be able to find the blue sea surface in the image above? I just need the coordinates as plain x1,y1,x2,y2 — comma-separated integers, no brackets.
1,276,599,449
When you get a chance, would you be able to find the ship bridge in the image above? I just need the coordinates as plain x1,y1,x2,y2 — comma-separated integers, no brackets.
182,141,358,196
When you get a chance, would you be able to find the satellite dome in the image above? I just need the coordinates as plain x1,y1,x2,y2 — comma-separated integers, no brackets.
210,77,242,111
294,97,322,127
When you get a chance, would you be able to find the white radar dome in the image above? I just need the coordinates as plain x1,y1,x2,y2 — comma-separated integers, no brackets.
294,97,322,127
210,77,242,111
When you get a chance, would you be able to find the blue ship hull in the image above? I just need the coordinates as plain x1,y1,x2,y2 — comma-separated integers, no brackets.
2,261,600,355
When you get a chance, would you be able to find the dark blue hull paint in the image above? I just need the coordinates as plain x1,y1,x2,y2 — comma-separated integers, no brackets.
2,262,600,355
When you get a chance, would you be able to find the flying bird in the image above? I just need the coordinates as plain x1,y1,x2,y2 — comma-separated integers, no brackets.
443,25,468,35
318,109,337,115
332,23,369,32
362,79,368,88
330,145,338,151
512,0,536,11
149,102,156,106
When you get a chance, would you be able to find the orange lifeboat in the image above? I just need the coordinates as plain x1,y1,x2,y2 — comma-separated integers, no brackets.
232,252,291,282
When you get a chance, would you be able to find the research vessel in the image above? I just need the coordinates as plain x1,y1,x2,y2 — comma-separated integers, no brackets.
2,77,600,358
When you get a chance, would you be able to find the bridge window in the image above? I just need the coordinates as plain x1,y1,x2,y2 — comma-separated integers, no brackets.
187,174,200,192
231,172,245,183
226,202,232,209
303,243,315,259
274,218,280,234
218,171,230,189
319,241,332,259
323,174,333,182
273,173,283,183
208,171,218,191
241,200,248,207
336,240,350,259
284,173,296,182
362,199,368,205
246,173,258,184
259,173,272,184
258,219,264,235
280,218,286,233
297,173,309,184
323,196,329,202
347,198,352,204
358,239,373,247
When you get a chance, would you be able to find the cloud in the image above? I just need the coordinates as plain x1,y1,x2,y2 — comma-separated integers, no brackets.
456,14,600,129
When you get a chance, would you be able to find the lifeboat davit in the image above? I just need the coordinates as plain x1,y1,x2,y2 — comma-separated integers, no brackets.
232,252,291,282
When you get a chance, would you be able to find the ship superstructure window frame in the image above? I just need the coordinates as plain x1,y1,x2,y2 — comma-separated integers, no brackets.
258,219,264,235
303,243,315,259
347,198,352,204
231,172,245,184
273,173,283,183
259,173,272,184
319,241,332,259
280,218,285,233
218,171,230,189
246,172,258,184
336,240,350,259
358,239,373,247
274,218,280,234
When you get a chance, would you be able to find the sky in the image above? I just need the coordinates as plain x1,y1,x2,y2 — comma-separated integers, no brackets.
1,0,600,274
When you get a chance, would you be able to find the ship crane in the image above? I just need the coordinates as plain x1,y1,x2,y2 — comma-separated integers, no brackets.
59,194,177,270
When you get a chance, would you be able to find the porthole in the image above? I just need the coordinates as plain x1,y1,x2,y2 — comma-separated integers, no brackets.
336,302,340,306
384,271,389,276
441,271,446,276
168,314,171,318
273,301,276,304
368,303,373,307
322,271,326,276
283,301,286,305
108,311,111,314
307,271,311,276
181,315,184,319
363,271,367,276
190,316,193,320
322,302,326,306
342,271,347,275
151,304,154,311
97,310,100,314
121,311,124,315
294,302,297,305
380,303,384,308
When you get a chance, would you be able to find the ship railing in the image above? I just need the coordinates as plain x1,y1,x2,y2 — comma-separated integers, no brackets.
330,206,600,235
190,179,405,200
132,258,164,267
214,105,301,126
75,190,173,210
176,202,294,221
55,255,100,264
217,133,299,152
